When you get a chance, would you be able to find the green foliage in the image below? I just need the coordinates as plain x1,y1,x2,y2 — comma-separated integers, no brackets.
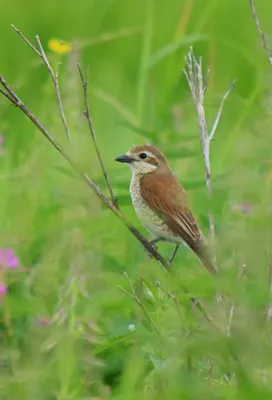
1,0,272,398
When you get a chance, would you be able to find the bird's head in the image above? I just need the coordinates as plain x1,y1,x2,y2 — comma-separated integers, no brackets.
115,144,169,176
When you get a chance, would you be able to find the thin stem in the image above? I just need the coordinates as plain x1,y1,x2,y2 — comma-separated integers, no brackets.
249,0,272,66
0,73,220,332
184,47,235,272
0,30,224,329
0,74,168,273
209,80,236,141
35,35,71,141
11,24,41,57
77,64,117,207
11,25,71,141
184,49,216,267
123,272,160,335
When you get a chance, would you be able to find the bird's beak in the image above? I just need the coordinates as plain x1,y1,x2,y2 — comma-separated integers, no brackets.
115,154,134,163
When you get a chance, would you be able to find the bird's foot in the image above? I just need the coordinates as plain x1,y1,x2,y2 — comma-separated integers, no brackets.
167,244,180,266
149,242,158,250
149,237,162,252
149,238,161,246
147,241,158,254
167,258,173,267
143,238,161,255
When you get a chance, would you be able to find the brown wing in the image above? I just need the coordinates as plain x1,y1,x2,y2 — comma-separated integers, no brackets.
140,171,201,253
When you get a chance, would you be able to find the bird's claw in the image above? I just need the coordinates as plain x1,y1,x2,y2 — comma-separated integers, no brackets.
167,258,173,267
150,242,158,252
143,241,158,256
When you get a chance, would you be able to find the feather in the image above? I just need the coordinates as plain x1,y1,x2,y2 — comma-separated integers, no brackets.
140,171,217,274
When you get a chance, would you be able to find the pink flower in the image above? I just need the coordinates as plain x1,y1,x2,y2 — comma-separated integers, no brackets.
0,249,19,268
36,316,51,327
0,284,7,295
240,202,252,214
231,201,252,215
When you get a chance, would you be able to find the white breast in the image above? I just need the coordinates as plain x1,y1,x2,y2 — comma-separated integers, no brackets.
129,173,181,243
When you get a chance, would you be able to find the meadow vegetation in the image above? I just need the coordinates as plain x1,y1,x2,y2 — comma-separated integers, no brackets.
1,0,272,398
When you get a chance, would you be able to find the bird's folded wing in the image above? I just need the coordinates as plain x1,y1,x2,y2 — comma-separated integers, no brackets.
140,172,201,252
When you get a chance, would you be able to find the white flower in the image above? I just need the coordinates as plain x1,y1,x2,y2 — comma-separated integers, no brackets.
128,324,136,331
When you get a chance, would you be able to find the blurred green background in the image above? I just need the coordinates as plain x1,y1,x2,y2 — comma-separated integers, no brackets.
1,0,272,398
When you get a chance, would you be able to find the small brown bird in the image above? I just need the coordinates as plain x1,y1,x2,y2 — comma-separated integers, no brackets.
115,144,216,274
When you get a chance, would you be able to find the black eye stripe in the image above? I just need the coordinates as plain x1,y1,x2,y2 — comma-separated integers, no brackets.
139,152,147,159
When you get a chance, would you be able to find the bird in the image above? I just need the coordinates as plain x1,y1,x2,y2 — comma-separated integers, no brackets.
115,144,217,275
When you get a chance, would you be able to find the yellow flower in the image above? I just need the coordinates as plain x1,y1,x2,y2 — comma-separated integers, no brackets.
48,38,71,55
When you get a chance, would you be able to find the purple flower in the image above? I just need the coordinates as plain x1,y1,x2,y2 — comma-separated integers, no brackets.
240,202,252,214
231,201,252,215
0,249,19,268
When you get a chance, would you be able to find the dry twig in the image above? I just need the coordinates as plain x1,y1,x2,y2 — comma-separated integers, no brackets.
12,24,71,141
0,27,220,330
184,47,236,271
0,75,168,271
249,0,272,66
77,64,117,206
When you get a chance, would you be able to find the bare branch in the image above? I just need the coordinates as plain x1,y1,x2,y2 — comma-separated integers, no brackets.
209,79,236,141
0,31,221,328
0,68,218,334
0,88,15,103
0,77,22,105
0,74,169,272
11,24,41,57
249,0,272,66
184,47,235,272
12,25,71,141
77,64,117,207
36,35,71,141
184,48,215,266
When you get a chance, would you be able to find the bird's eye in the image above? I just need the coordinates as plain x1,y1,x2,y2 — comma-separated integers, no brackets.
139,153,147,160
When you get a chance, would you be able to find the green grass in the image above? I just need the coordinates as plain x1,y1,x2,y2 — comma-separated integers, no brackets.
1,0,272,398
